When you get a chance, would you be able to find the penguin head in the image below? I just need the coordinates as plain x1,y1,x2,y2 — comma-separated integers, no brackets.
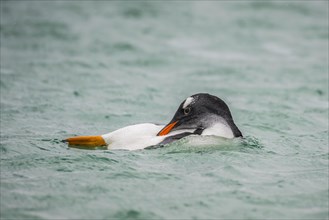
157,93,242,138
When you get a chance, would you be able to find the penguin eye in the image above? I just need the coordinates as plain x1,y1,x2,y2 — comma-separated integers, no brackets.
183,107,191,115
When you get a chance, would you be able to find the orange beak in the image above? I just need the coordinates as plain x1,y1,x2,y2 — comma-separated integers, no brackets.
66,136,106,147
157,121,178,136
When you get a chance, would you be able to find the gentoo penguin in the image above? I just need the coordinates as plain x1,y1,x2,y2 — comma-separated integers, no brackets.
66,93,242,150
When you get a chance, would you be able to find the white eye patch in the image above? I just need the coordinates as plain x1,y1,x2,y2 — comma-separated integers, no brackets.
183,97,194,109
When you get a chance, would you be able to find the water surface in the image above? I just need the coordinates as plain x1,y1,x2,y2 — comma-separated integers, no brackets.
1,1,328,219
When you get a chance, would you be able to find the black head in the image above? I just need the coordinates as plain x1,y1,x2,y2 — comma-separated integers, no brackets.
157,93,242,138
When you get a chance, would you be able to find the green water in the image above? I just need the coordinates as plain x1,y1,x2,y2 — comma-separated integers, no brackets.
1,1,328,219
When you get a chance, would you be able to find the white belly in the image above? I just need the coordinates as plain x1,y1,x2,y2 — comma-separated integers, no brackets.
101,122,233,150
102,123,166,150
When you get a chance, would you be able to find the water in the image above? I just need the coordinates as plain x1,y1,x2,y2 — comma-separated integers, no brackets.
1,1,328,219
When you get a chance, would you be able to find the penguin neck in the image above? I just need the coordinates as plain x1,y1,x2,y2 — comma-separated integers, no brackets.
199,114,241,138
201,122,234,138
